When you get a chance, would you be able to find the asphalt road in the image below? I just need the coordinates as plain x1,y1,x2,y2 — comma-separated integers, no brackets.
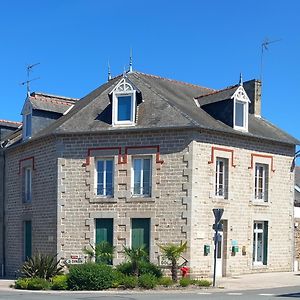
1,286,300,300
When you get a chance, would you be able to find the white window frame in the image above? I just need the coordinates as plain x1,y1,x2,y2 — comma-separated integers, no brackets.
94,158,114,197
253,221,267,266
23,113,32,139
215,157,228,199
233,99,248,131
254,163,268,202
24,167,32,203
131,157,152,197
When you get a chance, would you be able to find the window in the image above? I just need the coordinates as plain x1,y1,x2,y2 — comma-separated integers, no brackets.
132,157,151,197
253,221,268,265
232,85,250,131
24,220,32,260
23,167,32,203
95,159,113,197
215,157,228,198
234,100,247,130
111,78,136,126
24,113,32,138
254,163,268,202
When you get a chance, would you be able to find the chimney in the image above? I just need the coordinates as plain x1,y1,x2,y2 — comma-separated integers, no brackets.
243,79,262,117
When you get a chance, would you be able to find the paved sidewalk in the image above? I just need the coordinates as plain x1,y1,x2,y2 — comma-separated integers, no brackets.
217,271,300,291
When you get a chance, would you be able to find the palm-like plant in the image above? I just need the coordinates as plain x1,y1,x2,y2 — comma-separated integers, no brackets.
123,245,148,276
83,241,115,264
21,253,64,279
158,241,187,282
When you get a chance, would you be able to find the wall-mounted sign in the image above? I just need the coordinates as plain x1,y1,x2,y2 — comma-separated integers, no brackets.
65,255,84,265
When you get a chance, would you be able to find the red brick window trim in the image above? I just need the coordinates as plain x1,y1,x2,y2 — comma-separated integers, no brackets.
18,157,35,175
248,153,275,172
208,146,236,167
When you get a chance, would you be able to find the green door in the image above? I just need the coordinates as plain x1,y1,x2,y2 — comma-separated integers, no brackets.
24,220,32,260
95,219,113,245
132,218,150,253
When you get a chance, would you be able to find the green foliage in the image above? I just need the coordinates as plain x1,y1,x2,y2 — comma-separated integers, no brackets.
159,276,174,287
67,263,114,290
119,275,138,289
138,274,158,289
111,270,125,288
15,278,30,289
179,277,191,287
83,241,115,264
158,241,187,282
20,253,64,279
116,261,162,278
26,277,51,290
192,279,212,287
123,245,148,276
51,274,68,290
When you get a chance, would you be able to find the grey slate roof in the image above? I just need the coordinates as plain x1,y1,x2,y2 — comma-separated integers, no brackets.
0,119,22,128
29,92,78,114
20,71,300,146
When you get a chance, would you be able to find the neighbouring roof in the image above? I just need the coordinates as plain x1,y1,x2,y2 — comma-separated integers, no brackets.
295,167,300,206
29,92,78,114
0,119,22,128
33,71,299,145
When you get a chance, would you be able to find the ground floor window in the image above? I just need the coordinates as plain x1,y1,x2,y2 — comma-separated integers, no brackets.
253,221,268,265
24,220,32,260
131,218,150,254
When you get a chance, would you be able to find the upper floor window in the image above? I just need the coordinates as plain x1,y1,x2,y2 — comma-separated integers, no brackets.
215,157,228,199
95,159,114,197
24,113,32,139
254,163,269,202
132,157,151,197
23,167,32,203
112,78,136,126
232,85,250,132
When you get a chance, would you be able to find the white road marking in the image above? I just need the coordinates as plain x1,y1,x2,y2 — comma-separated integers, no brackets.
258,294,275,296
227,292,243,295
197,292,212,295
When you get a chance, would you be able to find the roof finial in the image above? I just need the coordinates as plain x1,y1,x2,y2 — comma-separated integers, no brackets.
123,65,127,77
107,61,112,81
129,48,133,72
239,72,243,86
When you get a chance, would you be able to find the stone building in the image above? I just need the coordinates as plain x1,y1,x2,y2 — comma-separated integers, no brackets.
294,167,300,269
0,71,298,278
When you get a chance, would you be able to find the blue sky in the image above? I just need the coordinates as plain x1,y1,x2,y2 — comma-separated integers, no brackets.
0,1,299,145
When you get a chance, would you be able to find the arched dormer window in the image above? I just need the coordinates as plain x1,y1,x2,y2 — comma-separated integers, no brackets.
111,78,137,126
231,86,250,132
21,98,32,140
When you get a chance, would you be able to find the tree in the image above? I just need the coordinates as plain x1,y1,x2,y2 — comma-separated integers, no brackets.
158,241,187,282
123,245,148,276
83,241,115,265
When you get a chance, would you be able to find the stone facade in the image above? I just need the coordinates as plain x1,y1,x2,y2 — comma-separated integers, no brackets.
3,127,295,277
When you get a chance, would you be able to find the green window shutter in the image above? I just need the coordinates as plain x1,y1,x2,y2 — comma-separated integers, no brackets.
95,219,113,245
263,221,268,265
132,218,150,254
24,221,32,260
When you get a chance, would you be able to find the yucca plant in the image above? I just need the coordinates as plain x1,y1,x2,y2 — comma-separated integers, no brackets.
123,245,148,276
83,241,115,264
21,253,64,279
158,241,187,282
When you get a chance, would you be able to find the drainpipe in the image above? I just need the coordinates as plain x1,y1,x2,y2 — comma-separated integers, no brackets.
0,148,6,277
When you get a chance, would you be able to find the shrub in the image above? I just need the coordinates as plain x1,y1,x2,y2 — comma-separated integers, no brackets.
51,274,68,290
179,277,191,287
83,241,115,264
27,277,51,290
116,261,162,278
192,279,212,287
159,276,174,287
15,278,30,289
111,270,125,288
138,274,157,289
123,246,148,276
120,275,138,289
67,263,114,290
20,253,64,279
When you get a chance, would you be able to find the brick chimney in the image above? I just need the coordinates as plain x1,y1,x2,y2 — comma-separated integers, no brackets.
243,79,262,117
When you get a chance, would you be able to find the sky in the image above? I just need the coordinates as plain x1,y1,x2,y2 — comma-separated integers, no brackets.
0,1,299,147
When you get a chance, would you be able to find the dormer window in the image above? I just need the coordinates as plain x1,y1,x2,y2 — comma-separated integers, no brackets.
111,78,137,126
232,85,250,132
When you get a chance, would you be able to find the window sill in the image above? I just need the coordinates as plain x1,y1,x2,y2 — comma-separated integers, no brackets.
126,197,155,203
252,263,268,269
89,197,117,203
212,197,229,203
251,200,269,207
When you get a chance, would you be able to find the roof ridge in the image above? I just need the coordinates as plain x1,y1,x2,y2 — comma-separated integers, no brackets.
31,96,74,106
134,71,215,92
195,84,238,99
0,119,22,125
31,92,79,101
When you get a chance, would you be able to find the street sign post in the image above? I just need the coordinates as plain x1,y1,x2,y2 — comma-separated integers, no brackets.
212,208,224,287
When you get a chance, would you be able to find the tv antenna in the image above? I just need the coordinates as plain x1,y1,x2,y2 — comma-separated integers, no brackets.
20,63,40,96
260,38,281,82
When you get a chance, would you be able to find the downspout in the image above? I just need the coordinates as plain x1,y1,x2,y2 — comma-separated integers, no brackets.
0,148,5,277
